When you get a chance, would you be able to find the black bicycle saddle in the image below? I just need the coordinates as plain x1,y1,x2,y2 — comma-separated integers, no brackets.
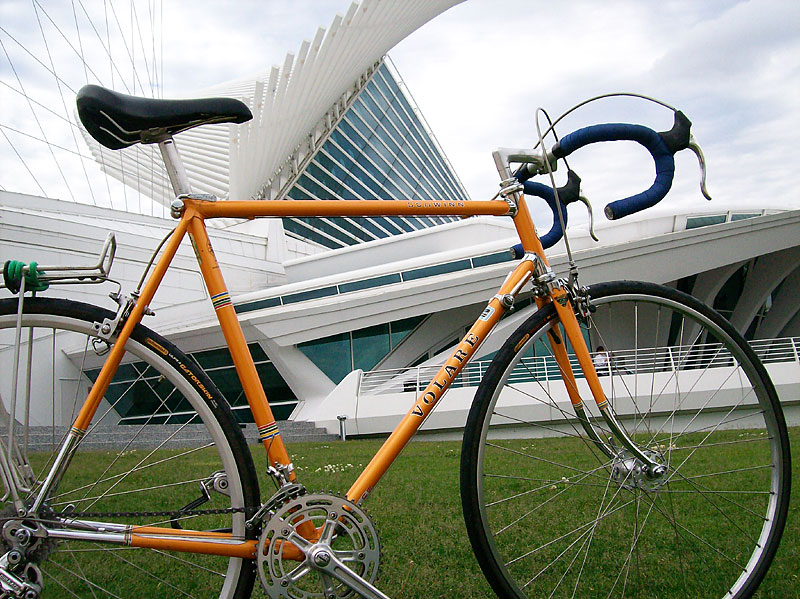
76,84,252,150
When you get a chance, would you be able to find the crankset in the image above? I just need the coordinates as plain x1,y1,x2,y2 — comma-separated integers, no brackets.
257,492,385,599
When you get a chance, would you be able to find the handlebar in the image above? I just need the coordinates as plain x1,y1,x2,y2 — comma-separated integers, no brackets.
504,110,710,256
509,170,582,258
553,120,676,220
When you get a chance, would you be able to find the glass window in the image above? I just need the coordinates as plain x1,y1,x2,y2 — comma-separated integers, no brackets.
378,126,400,156
327,216,376,243
686,215,726,229
363,145,390,175
369,215,405,235
385,171,415,198
360,92,382,122
473,251,513,268
298,332,352,384
390,315,426,349
353,323,391,372
287,188,310,200
346,111,375,143
364,83,390,112
330,130,361,161
402,259,472,281
339,121,367,150
713,263,749,321
372,67,394,102
296,174,326,199
389,216,414,232
282,286,338,305
257,362,297,404
234,296,281,314
353,216,391,239
314,151,349,182
192,347,235,370
323,145,375,200
293,212,359,246
282,217,341,249
306,162,347,199
352,101,380,131
731,212,761,221
249,343,268,362
339,273,401,293
206,368,245,404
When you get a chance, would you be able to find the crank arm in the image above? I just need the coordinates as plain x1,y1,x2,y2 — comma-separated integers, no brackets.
307,544,391,599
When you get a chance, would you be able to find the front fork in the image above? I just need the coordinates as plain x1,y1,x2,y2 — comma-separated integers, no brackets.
539,270,665,478
511,187,664,478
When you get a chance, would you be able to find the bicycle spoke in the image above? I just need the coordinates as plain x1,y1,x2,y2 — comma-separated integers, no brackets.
464,282,788,599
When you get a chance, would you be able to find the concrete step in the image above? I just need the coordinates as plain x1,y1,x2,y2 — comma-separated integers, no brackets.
242,421,338,444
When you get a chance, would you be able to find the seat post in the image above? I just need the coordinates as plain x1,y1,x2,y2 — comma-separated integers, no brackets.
158,137,192,196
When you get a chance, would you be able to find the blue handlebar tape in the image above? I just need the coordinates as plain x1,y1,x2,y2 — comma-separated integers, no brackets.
509,181,569,258
553,123,675,220
524,181,569,249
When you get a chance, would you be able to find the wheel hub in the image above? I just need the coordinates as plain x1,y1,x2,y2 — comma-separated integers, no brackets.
610,449,668,491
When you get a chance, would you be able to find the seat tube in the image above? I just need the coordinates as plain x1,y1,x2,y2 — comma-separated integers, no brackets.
185,215,294,477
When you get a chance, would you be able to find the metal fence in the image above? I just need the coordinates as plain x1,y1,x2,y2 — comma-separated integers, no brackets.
358,337,800,396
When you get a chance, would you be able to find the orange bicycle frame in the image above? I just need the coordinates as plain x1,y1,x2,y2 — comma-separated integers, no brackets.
40,192,610,559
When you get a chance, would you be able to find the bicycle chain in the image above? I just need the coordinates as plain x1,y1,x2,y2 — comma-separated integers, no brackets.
56,506,257,520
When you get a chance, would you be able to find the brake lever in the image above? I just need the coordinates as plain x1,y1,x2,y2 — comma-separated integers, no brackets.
577,195,599,242
687,135,712,200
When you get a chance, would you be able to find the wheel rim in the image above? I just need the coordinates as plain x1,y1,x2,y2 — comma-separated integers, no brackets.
0,306,250,598
472,288,787,599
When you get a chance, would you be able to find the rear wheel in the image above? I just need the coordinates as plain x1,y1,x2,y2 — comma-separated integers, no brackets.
461,281,790,599
0,297,260,598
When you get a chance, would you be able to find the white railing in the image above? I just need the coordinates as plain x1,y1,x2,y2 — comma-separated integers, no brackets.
358,337,800,396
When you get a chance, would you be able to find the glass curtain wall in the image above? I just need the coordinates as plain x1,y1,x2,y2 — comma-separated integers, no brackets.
298,315,426,383
86,343,297,424
283,62,469,249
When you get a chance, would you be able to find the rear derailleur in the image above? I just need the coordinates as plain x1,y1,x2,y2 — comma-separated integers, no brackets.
0,518,48,599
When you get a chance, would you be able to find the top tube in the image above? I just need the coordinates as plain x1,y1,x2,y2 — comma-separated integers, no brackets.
183,197,514,220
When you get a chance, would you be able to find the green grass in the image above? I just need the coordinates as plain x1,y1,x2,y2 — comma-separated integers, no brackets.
246,427,799,599
28,427,798,598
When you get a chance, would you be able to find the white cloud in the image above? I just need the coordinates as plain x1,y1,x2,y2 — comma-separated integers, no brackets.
1,0,797,222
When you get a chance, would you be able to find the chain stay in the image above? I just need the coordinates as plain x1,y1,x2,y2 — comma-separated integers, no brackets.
56,505,253,520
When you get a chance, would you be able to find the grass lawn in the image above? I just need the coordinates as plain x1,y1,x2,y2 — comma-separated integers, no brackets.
29,427,797,598
249,427,799,599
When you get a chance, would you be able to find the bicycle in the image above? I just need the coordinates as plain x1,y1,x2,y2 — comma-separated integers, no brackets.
0,84,790,599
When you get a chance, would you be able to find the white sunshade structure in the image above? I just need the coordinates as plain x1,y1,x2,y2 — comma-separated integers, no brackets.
79,0,466,221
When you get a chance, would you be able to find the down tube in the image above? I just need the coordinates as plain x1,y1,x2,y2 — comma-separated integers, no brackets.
347,260,535,505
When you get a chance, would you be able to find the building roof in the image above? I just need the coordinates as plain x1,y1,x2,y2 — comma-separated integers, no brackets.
78,0,465,207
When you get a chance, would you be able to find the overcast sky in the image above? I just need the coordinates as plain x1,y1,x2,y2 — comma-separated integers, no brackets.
1,0,798,227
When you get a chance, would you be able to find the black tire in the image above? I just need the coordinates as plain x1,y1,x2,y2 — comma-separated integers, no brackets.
0,297,260,598
461,281,790,599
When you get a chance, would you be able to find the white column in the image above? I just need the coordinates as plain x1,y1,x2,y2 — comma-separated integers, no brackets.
729,247,800,335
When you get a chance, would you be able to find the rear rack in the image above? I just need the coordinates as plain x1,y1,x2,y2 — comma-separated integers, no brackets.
1,232,117,291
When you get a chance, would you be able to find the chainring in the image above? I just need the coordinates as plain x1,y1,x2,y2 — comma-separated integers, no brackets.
257,492,380,599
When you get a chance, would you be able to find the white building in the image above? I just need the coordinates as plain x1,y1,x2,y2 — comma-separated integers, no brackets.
1,0,798,440
1,190,798,437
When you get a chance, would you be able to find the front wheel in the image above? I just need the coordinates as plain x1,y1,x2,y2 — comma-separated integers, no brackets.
461,281,790,599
